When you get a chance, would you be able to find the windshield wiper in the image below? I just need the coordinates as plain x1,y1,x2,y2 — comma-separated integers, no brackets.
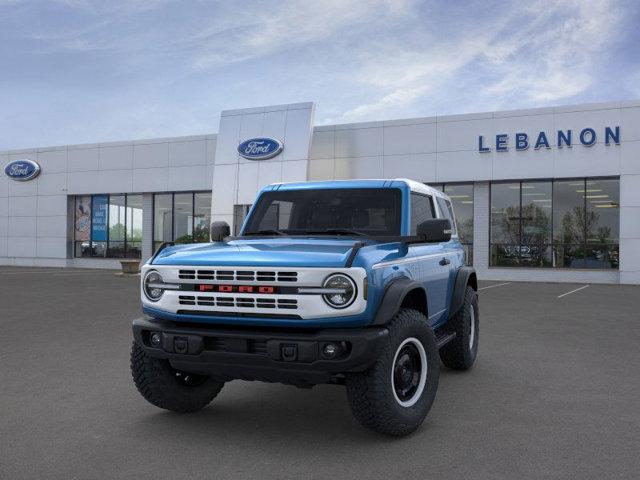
244,229,288,236
304,228,367,236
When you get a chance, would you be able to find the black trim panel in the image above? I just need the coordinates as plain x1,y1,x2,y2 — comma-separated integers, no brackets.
371,277,427,325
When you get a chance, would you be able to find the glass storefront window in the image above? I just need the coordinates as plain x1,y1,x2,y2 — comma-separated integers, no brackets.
193,193,212,243
490,182,520,266
74,196,92,257
153,194,172,252
152,192,213,249
73,193,142,259
491,178,619,269
585,178,619,269
108,195,125,257
553,180,586,268
173,193,193,244
126,195,143,258
520,181,552,267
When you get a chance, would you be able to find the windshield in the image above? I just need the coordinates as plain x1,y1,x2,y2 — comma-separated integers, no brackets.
243,188,402,236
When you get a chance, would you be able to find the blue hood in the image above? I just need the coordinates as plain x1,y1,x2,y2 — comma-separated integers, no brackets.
151,238,361,268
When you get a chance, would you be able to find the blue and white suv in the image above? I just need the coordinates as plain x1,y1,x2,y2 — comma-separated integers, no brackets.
131,179,479,436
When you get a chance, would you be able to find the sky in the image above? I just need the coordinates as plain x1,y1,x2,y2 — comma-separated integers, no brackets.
1,0,639,150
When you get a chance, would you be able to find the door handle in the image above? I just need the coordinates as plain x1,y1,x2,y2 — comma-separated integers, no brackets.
439,257,450,266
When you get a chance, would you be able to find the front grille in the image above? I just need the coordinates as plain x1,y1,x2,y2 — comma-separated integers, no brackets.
178,269,298,283
179,295,298,310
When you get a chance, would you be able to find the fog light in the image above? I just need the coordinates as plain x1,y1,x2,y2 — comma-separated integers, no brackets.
150,332,162,347
322,343,339,358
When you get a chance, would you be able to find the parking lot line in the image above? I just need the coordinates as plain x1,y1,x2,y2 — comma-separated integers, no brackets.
557,284,590,298
478,282,511,291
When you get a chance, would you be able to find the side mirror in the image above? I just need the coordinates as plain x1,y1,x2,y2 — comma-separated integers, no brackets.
210,221,230,242
417,219,452,243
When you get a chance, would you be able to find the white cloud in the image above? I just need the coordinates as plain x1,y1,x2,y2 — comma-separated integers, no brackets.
481,0,621,105
190,0,415,69
334,0,625,122
0,0,634,149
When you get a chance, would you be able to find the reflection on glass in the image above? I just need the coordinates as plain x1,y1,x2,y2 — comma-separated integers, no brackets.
233,204,252,235
586,179,619,244
173,193,193,243
108,195,125,257
490,183,519,266
153,194,172,251
194,193,212,243
520,181,552,267
490,178,620,270
443,184,473,244
126,194,143,258
491,183,520,244
553,180,585,246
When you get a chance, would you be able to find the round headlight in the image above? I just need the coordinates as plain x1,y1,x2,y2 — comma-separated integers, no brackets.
322,274,356,309
143,270,164,302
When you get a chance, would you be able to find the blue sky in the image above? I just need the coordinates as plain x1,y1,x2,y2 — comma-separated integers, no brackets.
1,0,638,150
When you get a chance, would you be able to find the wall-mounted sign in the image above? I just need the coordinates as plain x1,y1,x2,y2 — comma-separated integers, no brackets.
478,126,621,152
91,195,108,242
238,137,283,160
4,159,41,181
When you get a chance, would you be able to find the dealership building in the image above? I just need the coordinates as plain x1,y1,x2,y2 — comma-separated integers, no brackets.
1,100,639,284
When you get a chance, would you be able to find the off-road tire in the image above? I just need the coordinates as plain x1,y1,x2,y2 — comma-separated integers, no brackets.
131,341,224,412
345,309,440,436
439,286,478,370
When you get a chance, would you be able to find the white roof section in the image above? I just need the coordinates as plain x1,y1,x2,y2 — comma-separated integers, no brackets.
393,178,447,198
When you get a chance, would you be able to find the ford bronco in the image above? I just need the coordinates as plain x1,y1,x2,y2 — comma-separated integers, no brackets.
131,179,478,436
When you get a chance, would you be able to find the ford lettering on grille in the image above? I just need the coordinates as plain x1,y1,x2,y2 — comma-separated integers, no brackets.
197,284,276,294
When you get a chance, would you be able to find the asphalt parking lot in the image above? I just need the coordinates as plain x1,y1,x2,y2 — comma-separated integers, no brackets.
1,268,639,479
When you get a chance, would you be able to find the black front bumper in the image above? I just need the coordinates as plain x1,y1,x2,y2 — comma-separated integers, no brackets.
132,317,389,386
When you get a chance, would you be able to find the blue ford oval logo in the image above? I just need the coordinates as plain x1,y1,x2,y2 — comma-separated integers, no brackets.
237,137,283,160
4,159,41,181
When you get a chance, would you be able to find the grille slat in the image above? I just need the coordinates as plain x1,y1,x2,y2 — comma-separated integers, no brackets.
178,295,297,310
178,269,297,283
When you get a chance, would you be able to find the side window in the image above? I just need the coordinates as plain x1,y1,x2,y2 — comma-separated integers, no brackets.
436,197,458,235
410,193,435,235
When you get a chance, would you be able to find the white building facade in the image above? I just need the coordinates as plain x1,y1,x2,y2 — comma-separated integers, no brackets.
1,100,639,284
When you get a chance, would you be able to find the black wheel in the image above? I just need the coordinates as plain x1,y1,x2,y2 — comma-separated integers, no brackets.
439,286,478,370
345,309,440,436
130,341,224,413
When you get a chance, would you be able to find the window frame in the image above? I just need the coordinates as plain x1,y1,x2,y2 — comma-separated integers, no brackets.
435,196,458,236
409,192,436,235
429,182,474,266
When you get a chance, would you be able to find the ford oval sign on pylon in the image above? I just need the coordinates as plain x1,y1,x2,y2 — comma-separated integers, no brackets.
237,138,283,160
4,159,41,181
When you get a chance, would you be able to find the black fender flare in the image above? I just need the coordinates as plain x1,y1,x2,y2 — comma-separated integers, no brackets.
449,266,478,317
372,277,428,326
